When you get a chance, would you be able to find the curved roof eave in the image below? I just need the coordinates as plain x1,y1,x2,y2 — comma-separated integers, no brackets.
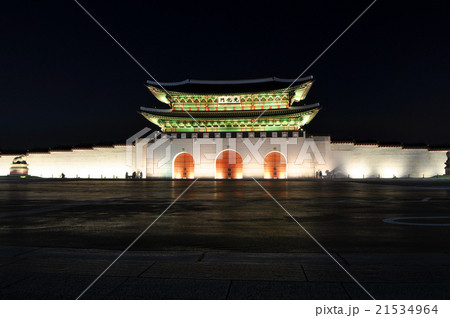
140,103,321,119
146,76,313,86
146,78,314,102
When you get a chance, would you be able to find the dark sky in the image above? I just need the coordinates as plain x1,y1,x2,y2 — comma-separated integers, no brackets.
1,0,449,151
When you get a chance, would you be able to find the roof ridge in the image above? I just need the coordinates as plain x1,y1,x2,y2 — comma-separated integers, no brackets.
147,76,313,86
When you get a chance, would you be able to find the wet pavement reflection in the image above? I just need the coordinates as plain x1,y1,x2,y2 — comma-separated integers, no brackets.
0,179,449,253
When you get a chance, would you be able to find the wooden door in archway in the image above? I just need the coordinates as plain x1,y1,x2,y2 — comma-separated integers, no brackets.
173,153,194,179
264,152,286,179
215,150,243,179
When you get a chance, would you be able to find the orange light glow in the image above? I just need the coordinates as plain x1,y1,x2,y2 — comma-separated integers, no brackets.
173,153,195,179
215,150,243,179
264,152,286,179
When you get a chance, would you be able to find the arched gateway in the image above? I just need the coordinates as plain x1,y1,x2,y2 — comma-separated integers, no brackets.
215,150,243,179
264,152,287,179
141,77,322,179
173,153,194,179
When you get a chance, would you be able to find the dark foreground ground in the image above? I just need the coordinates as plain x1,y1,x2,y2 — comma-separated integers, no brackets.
0,179,449,299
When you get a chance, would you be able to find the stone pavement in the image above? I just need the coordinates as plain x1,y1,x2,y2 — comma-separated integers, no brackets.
0,246,449,299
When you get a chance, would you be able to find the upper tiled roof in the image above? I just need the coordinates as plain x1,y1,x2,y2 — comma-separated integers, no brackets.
146,76,313,94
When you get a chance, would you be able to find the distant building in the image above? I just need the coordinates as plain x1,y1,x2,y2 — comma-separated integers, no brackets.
9,156,29,176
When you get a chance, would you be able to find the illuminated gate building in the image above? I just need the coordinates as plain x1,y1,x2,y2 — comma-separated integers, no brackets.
1,76,447,179
137,76,448,179
138,76,327,179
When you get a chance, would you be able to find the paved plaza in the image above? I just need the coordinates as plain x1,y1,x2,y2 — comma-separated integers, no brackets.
0,179,449,299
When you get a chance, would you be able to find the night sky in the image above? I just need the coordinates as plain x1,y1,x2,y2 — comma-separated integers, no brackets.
1,0,449,151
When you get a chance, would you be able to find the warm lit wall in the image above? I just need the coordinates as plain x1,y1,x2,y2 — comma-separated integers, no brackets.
145,134,447,179
330,143,447,178
0,146,135,178
1,138,446,179
145,134,333,179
